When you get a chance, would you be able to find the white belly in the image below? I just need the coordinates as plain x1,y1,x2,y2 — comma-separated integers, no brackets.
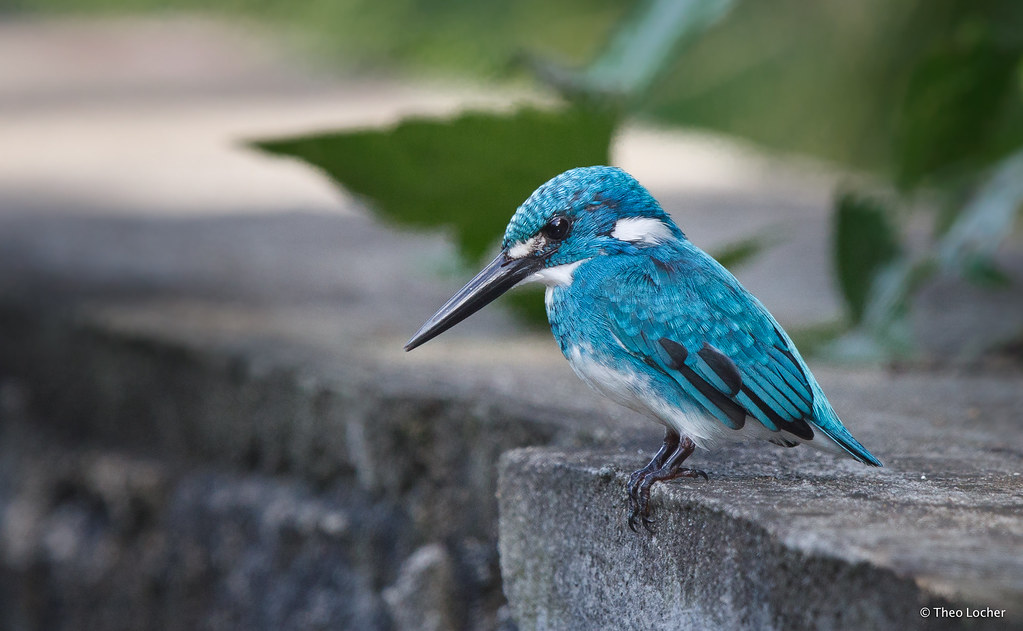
565,344,739,448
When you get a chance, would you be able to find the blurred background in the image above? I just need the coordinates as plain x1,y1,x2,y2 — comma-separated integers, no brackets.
2,0,1022,358
1,1,1022,630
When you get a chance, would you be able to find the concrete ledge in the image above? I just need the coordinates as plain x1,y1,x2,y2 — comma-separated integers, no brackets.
0,305,593,630
498,448,1023,631
0,211,638,630
4,302,1023,629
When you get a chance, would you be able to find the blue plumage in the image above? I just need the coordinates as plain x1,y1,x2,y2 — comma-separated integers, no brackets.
406,166,882,530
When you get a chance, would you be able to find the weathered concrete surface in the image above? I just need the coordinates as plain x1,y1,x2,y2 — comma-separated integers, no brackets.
0,209,638,630
0,420,404,631
497,361,1023,630
500,434,1023,629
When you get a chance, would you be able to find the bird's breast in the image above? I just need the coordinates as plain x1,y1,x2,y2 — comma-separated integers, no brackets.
561,342,655,417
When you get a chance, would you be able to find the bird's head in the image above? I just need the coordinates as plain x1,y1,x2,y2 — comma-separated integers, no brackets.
404,166,682,350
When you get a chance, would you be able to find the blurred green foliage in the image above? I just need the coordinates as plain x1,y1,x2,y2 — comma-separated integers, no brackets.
640,0,1023,178
710,235,769,271
9,0,1023,178
15,0,1021,354
254,106,617,262
893,35,1023,189
254,106,618,323
833,194,902,325
821,3,1023,356
2,0,632,76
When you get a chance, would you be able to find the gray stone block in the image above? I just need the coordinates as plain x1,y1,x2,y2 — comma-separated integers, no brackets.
499,448,1023,631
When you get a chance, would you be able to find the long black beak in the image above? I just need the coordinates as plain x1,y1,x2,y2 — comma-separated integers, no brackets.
404,251,543,351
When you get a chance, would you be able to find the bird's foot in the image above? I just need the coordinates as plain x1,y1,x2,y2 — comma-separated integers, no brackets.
628,466,708,532
627,429,679,500
627,435,705,533
627,460,660,503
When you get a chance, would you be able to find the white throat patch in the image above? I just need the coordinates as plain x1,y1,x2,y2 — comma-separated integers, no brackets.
522,259,589,287
611,217,673,245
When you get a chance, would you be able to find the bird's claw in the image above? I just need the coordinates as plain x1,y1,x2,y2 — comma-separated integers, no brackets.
627,483,654,532
626,457,707,534
627,512,656,534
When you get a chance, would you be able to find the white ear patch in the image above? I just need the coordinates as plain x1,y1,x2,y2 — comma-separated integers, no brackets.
611,217,673,245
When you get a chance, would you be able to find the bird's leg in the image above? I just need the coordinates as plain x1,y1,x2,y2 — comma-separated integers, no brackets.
628,429,678,531
629,434,707,533
628,428,679,504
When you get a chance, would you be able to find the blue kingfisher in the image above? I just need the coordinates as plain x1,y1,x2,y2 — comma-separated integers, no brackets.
405,166,882,531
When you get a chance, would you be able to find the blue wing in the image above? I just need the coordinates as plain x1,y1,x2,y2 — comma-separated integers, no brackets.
577,245,880,465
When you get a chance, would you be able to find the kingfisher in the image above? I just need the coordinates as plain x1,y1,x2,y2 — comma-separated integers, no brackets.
405,166,882,531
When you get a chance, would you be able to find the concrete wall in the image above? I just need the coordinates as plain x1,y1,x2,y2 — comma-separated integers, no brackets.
2,302,1021,630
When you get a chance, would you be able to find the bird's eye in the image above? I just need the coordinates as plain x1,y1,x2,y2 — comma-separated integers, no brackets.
541,215,571,241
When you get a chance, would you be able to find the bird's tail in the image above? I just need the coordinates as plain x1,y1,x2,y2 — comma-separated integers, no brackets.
815,423,883,467
803,374,883,467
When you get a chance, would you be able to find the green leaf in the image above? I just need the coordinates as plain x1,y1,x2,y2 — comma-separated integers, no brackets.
253,105,618,326
833,192,903,324
253,105,617,261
